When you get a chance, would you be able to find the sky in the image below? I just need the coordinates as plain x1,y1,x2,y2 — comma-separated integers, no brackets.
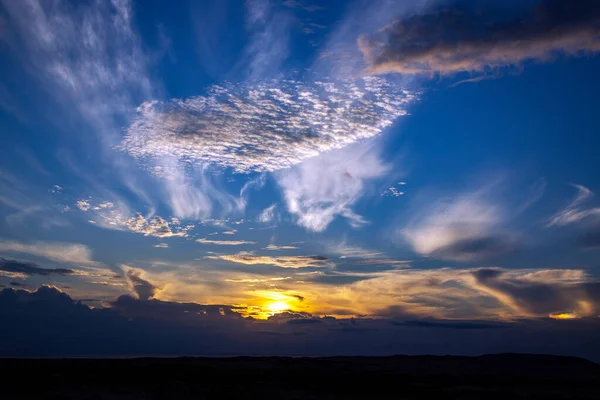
1,0,600,359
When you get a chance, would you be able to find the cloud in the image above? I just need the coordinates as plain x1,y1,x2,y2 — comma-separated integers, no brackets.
76,200,91,211
337,267,600,320
348,259,410,267
124,214,186,238
548,184,600,226
471,267,600,317
402,184,517,261
0,258,74,277
196,238,257,246
120,77,414,174
206,252,329,268
2,285,600,360
359,0,600,75
431,235,518,262
264,244,298,251
1,0,152,140
0,170,68,229
0,240,103,268
153,243,169,248
276,143,390,232
124,268,158,301
328,241,383,259
382,186,405,197
83,205,194,238
241,0,293,80
258,204,278,223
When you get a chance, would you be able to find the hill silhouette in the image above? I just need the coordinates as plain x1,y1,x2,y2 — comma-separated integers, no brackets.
2,353,599,399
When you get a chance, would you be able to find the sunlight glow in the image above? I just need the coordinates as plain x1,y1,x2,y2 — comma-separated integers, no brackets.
268,301,290,313
549,312,578,320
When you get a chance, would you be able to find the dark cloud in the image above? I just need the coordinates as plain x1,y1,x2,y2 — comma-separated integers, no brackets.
0,258,75,276
359,0,600,74
111,294,240,323
434,235,517,261
125,269,157,300
1,286,600,360
9,281,26,287
287,318,323,325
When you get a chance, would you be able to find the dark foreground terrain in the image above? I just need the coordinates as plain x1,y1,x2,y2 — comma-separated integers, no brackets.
2,354,600,399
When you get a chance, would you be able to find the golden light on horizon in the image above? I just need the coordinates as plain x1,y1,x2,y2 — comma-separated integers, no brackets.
549,312,578,320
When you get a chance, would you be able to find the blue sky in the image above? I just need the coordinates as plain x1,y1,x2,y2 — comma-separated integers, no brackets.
1,0,600,357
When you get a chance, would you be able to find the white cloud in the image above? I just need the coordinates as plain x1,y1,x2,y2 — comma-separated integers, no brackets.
264,244,298,251
120,77,414,174
276,143,389,232
2,0,152,140
196,238,256,246
83,202,193,238
382,186,405,197
92,201,114,210
548,184,600,227
258,204,277,223
242,0,292,80
153,243,169,248
124,214,186,238
0,240,103,269
402,184,517,261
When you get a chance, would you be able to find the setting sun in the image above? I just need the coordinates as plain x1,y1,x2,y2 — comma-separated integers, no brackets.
267,302,290,314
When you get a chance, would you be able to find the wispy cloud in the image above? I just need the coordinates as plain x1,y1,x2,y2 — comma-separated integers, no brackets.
1,0,152,141
196,238,257,246
276,143,390,231
206,252,329,268
258,204,278,224
0,170,68,229
264,244,298,251
0,240,103,269
402,182,518,261
547,184,600,226
328,241,383,259
241,0,292,80
359,0,600,75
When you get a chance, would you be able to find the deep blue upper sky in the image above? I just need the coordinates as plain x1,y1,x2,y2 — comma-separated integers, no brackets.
1,0,600,358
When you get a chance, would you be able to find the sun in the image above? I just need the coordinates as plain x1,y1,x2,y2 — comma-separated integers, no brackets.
267,301,290,314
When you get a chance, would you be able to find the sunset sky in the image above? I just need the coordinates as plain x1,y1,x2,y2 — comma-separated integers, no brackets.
1,0,600,358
